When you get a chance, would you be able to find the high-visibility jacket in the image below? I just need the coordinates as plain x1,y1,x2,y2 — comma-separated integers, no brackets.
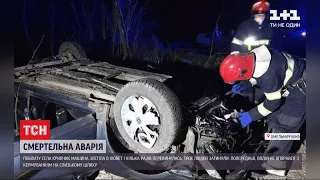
230,18,273,54
238,46,306,121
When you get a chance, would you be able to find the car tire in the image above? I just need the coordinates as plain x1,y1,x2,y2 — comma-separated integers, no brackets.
112,78,183,153
58,41,87,60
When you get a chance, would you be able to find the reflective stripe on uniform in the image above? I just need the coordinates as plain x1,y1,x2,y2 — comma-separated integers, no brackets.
230,51,240,54
257,102,272,116
231,38,243,45
282,89,290,97
249,78,257,86
260,39,270,45
282,53,295,86
243,39,270,46
264,89,282,100
256,52,295,117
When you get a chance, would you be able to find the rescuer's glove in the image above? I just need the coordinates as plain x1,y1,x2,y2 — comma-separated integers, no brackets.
231,84,246,94
238,112,253,127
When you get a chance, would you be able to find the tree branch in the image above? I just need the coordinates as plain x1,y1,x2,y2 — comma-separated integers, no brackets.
209,3,224,58
29,35,45,63
14,34,45,136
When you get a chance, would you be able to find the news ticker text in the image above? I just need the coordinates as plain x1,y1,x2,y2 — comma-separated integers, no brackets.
21,153,302,171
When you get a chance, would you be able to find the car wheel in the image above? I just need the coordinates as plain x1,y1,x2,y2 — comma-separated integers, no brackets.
112,78,183,153
58,41,87,60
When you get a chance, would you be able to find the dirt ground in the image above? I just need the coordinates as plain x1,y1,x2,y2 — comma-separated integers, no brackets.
95,141,306,180
252,141,306,180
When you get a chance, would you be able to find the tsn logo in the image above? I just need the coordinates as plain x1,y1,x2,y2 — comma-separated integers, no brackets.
20,120,50,140
270,10,300,21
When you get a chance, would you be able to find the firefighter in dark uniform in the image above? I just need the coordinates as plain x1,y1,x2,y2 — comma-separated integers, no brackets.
219,45,306,177
230,0,273,54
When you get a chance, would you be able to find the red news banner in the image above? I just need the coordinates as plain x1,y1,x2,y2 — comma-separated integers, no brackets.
19,120,107,154
20,120,51,140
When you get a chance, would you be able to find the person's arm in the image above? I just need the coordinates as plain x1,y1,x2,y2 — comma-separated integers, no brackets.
230,21,247,54
248,76,283,121
237,79,257,102
231,79,256,95
237,79,254,92
239,78,258,88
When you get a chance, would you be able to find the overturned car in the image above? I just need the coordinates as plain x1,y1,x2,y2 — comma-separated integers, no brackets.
14,42,269,180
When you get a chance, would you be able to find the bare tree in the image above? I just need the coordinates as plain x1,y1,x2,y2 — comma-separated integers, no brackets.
48,0,55,56
81,0,94,42
100,0,107,41
133,1,149,53
70,1,85,41
112,0,128,59
19,0,153,61
110,0,150,59
21,2,35,56
209,3,224,58
14,35,45,136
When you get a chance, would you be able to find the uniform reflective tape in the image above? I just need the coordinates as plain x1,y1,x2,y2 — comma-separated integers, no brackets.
265,40,270,45
230,51,240,54
249,78,257,86
259,40,270,45
261,53,294,103
282,89,290,97
243,39,270,46
282,53,295,86
264,89,282,100
257,103,272,116
243,40,259,46
232,38,243,45
254,41,260,46
243,41,253,46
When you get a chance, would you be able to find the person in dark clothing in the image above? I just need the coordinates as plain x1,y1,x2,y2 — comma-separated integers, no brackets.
219,45,306,177
230,0,273,54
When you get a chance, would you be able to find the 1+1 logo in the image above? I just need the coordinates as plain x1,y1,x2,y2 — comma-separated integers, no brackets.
269,10,301,28
20,120,50,140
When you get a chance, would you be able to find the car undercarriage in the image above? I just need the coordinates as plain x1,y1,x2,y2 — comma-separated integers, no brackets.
14,42,270,180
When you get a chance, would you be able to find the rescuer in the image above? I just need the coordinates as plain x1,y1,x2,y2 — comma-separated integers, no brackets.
230,0,273,54
219,45,306,177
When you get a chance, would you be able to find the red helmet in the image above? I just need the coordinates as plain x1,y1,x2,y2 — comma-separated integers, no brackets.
219,53,255,84
251,0,270,14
